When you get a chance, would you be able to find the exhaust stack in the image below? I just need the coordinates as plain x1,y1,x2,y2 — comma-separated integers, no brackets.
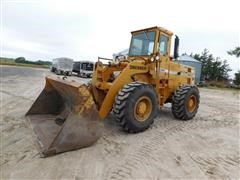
174,35,180,59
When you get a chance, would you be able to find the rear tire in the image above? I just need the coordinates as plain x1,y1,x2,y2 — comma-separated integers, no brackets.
66,71,72,76
56,69,61,75
113,82,158,133
171,85,200,120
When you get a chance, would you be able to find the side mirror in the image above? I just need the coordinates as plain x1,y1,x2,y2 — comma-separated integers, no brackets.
174,35,180,59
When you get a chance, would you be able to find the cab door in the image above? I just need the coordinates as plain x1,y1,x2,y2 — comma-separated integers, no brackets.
157,33,171,78
159,33,170,64
157,33,171,105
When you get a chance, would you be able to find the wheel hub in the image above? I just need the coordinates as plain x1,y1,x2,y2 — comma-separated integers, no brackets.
187,95,197,113
134,96,152,122
137,102,147,115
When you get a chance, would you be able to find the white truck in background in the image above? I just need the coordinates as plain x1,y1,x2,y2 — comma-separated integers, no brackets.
51,58,73,76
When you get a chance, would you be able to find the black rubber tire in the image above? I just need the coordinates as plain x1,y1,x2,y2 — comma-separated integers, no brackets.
56,69,61,75
113,82,158,133
66,71,72,76
172,85,200,120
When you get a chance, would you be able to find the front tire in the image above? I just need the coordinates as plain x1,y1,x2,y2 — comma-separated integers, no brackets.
113,82,158,133
172,85,200,120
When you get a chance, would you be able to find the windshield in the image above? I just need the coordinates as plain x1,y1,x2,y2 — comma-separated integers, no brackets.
129,31,155,56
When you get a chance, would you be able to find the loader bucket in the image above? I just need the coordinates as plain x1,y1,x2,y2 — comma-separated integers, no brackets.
26,76,103,157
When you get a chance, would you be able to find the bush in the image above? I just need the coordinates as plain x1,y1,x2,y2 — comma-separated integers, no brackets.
15,57,26,63
207,81,228,88
234,71,240,85
15,57,52,66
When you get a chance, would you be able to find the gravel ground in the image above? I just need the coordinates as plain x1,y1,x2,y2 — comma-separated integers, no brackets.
1,65,240,179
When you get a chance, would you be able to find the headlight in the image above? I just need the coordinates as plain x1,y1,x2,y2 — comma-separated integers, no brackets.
150,57,154,62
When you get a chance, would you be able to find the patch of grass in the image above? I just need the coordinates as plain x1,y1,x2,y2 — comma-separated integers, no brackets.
207,80,228,88
199,86,240,93
0,59,49,69
198,80,240,92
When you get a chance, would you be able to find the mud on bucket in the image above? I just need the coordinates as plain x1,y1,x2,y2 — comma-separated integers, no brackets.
25,76,103,157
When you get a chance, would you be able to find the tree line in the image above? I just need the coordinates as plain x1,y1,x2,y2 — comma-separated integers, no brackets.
189,47,240,85
15,57,52,66
228,47,240,85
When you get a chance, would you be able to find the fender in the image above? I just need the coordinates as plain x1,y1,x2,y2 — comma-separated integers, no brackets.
98,61,148,119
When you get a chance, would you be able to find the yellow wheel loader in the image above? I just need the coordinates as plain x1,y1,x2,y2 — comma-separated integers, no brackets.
26,26,200,157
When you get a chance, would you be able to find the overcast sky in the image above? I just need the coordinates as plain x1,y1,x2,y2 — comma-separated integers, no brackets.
1,0,239,76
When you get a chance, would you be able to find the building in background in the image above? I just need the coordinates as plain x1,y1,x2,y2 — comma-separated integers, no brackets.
178,55,202,84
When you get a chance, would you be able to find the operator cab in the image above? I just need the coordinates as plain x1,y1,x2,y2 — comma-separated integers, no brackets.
128,26,179,60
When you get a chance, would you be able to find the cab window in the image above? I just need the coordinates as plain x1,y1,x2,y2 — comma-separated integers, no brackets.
159,35,168,56
129,31,156,56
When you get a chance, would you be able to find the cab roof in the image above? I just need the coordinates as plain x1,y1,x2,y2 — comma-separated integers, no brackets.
131,26,173,36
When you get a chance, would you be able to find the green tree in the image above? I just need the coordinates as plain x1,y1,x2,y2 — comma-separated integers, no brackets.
15,57,26,63
36,60,52,65
14,57,52,66
228,47,240,58
234,71,240,85
191,49,231,81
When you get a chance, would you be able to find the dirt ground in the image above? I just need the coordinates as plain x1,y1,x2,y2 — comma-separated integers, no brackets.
1,65,240,179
